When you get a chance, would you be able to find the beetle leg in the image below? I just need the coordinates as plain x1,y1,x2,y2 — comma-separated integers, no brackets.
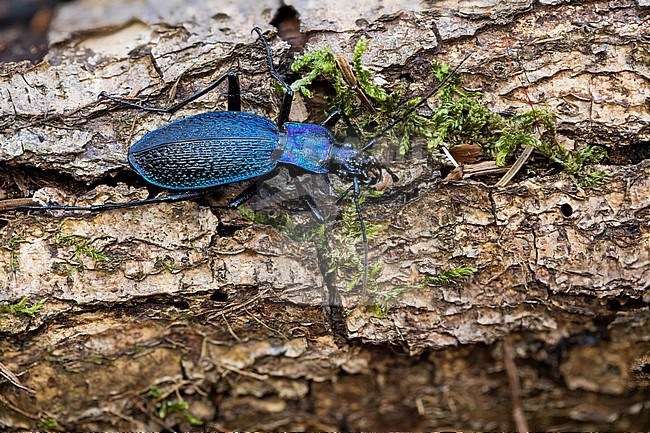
335,184,353,205
320,110,362,142
320,110,342,129
226,182,261,209
226,169,280,209
99,71,241,114
16,191,204,212
300,195,324,223
294,178,324,223
225,72,242,111
252,27,293,127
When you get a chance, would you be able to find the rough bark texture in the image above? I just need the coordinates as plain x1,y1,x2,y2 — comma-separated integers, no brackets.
1,0,649,430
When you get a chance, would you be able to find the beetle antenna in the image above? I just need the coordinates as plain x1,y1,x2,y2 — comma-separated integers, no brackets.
361,51,473,152
351,178,369,288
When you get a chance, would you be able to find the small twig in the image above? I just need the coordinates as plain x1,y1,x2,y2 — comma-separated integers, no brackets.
462,161,509,178
126,114,138,144
205,292,262,321
502,337,529,432
152,380,191,402
496,145,534,187
0,362,36,394
130,396,167,428
221,313,241,342
0,198,37,212
243,305,290,341
442,146,460,167
106,408,144,426
335,55,377,113
215,362,269,381
0,394,39,420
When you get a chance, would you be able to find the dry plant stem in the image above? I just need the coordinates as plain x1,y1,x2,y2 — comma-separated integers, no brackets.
462,161,509,178
495,145,534,187
0,362,36,394
0,198,37,212
502,338,529,432
335,55,376,113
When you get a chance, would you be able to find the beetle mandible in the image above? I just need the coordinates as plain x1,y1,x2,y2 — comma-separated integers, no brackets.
18,28,470,286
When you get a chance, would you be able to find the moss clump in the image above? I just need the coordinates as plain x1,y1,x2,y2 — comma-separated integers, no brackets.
422,265,478,285
149,386,203,427
0,297,47,316
319,194,383,291
372,266,478,316
237,206,323,243
54,233,110,270
291,36,401,138
38,417,58,431
2,234,27,271
426,88,607,186
290,38,607,186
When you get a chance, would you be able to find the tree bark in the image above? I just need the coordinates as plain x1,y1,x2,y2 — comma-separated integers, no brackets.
0,0,648,430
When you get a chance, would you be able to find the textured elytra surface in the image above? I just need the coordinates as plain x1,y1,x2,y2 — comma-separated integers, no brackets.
0,0,649,431
129,111,279,189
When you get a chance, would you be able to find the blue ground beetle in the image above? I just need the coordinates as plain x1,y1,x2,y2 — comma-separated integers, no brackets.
17,28,470,286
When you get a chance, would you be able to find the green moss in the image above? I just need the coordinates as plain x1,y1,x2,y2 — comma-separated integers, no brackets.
38,417,58,431
158,400,189,419
419,84,608,185
371,266,478,315
291,48,341,99
0,297,46,316
53,233,112,270
238,189,381,291
148,385,162,398
2,234,27,272
422,265,478,285
3,234,26,251
290,38,607,185
149,386,203,426
336,193,380,244
290,36,401,134
238,206,323,243
353,36,401,106
371,284,410,317
317,193,383,290
183,411,204,426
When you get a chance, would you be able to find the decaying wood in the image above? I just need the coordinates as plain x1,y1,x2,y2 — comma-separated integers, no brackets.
0,0,648,430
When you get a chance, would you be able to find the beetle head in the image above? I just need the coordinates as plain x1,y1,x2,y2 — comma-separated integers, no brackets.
331,146,398,190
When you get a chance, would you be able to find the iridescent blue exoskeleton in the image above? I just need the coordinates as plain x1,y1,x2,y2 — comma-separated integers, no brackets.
17,28,470,286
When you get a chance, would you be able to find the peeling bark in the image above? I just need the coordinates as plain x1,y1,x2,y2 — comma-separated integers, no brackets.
0,0,648,430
